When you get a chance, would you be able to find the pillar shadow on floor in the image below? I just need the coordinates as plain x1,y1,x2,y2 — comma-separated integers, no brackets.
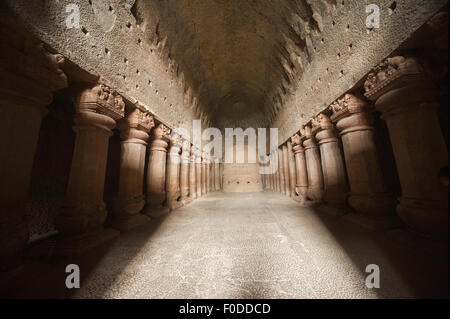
0,212,170,299
308,204,449,298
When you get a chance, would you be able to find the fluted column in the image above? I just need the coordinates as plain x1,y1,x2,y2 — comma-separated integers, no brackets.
180,140,190,203
201,151,207,195
0,40,67,269
291,134,308,202
312,114,348,211
189,145,197,199
145,124,171,217
301,125,324,202
55,84,125,253
331,93,396,229
214,158,221,191
111,108,154,231
166,133,182,210
364,56,449,237
282,145,291,196
196,149,202,197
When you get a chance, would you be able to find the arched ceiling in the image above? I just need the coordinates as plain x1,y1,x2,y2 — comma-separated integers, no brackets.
131,0,329,129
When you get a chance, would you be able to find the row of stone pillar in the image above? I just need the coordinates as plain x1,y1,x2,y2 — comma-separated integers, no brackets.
264,56,448,238
0,40,222,268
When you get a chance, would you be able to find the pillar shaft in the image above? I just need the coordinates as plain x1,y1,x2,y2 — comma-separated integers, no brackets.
278,148,285,194
146,124,170,215
206,157,211,193
189,145,197,199
214,159,220,190
287,142,296,197
201,152,207,195
166,134,182,209
312,114,348,207
291,134,308,200
111,108,154,231
301,126,324,202
365,56,449,236
282,145,291,196
180,140,190,201
196,150,202,197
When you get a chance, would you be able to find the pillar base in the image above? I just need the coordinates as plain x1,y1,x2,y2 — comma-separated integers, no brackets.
29,228,119,258
109,214,150,232
397,198,449,238
348,193,396,218
343,212,402,231
316,204,349,217
145,206,170,218
181,198,193,206
167,200,184,211
293,197,317,208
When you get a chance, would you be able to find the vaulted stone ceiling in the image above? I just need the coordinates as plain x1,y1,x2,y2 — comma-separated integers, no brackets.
131,0,329,129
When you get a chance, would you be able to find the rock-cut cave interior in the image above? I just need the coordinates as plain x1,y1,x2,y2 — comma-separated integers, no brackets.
0,0,449,299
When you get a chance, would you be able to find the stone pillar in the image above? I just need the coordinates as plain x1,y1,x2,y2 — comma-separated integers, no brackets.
180,139,190,203
0,40,68,269
274,150,280,192
201,151,207,195
145,124,171,217
330,93,397,229
196,149,202,197
287,142,296,197
278,148,286,194
301,125,324,202
189,145,197,199
213,157,218,191
312,113,348,212
55,84,125,254
207,156,212,192
291,134,308,202
166,133,182,210
282,144,291,196
205,154,211,194
214,158,221,191
111,108,154,231
364,56,449,237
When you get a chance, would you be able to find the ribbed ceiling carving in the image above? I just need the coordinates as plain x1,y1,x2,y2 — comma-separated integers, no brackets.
131,0,333,128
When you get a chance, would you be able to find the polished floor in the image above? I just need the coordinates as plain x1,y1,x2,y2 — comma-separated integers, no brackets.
3,191,449,298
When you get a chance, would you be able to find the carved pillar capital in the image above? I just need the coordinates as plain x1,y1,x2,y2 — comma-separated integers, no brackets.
118,108,154,143
330,93,375,135
0,37,68,108
150,124,171,152
190,145,197,163
76,84,125,121
202,152,208,163
312,113,338,145
181,140,191,163
364,56,437,116
169,132,182,155
153,123,171,141
291,134,305,153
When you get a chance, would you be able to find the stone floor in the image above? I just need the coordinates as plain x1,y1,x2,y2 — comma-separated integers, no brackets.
2,191,448,299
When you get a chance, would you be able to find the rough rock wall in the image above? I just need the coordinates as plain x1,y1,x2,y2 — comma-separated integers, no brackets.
2,0,207,134
273,0,447,144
